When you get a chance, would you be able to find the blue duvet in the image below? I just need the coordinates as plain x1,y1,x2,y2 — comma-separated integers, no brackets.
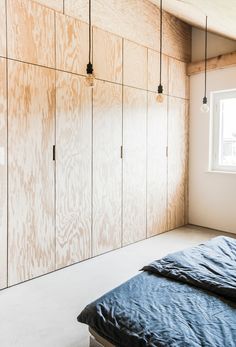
77,236,236,346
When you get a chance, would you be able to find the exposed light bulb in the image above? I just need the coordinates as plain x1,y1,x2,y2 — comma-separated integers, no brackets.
85,73,96,89
200,96,209,113
157,84,164,103
157,93,164,103
200,103,209,113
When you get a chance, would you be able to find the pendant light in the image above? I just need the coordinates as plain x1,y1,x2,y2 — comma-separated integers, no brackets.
85,0,95,88
201,16,209,113
157,0,164,103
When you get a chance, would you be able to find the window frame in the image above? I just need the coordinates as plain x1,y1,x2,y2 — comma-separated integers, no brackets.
210,89,236,173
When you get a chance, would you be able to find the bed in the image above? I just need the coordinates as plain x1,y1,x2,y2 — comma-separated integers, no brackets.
78,236,236,347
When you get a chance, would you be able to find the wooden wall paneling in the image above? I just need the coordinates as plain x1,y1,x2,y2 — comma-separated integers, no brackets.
8,61,55,286
148,49,169,93
123,86,147,246
169,57,189,99
123,40,147,90
163,11,191,62
56,72,92,269
7,0,55,68
147,92,168,237
93,80,122,256
64,0,160,54
93,27,123,84
168,97,188,230
64,0,191,62
56,13,88,75
0,58,7,289
0,0,6,57
34,0,64,12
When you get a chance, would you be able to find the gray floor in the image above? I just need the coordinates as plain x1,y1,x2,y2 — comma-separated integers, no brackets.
0,225,233,347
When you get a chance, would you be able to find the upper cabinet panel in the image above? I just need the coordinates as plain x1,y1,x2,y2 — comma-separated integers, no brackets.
56,13,88,75
64,0,160,53
163,12,191,62
64,0,191,62
35,0,64,12
0,0,6,57
93,27,122,84
148,49,168,93
0,58,7,289
123,40,147,90
169,58,189,99
7,0,55,68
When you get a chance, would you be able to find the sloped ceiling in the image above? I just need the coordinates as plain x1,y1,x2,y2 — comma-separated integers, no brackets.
149,0,236,40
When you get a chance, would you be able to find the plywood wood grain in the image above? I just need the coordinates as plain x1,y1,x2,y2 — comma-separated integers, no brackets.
0,0,6,57
169,58,189,99
56,13,88,75
123,40,147,90
56,72,92,269
163,11,191,63
64,0,191,62
147,92,168,237
148,49,169,93
123,87,147,246
93,80,122,256
7,0,55,67
168,97,188,230
35,0,64,12
93,27,122,84
8,61,55,286
0,58,7,289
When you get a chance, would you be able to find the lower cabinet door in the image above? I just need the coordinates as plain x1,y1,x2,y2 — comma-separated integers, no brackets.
8,61,55,285
123,86,147,246
93,80,122,256
56,72,92,269
147,92,168,237
168,97,188,229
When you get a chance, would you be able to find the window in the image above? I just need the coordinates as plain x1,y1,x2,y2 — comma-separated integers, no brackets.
211,90,236,172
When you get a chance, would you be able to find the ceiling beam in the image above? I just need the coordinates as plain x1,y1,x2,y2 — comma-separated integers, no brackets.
187,51,236,75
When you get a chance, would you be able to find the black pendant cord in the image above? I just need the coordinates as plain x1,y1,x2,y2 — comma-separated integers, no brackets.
159,0,163,88
89,0,92,64
87,0,93,74
204,16,208,101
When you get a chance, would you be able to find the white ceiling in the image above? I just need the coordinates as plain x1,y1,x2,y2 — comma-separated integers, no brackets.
149,0,236,40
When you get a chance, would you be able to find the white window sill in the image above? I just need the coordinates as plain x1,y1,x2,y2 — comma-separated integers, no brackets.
206,170,236,175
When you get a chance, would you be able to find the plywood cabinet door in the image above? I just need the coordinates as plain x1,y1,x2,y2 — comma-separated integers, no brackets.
7,0,55,68
0,0,6,57
147,92,168,237
0,58,7,289
56,72,92,269
8,61,55,286
168,97,188,230
93,80,122,256
123,87,147,246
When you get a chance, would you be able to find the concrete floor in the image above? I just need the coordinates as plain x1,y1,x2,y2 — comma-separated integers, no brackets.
0,225,234,347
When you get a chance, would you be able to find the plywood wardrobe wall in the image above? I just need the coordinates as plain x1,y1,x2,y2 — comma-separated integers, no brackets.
0,0,191,288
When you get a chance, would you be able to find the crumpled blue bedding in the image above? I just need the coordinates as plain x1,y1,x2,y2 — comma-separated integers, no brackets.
77,236,236,347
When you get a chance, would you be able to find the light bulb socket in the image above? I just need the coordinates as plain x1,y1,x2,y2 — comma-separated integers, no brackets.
86,62,93,74
203,96,207,104
158,84,163,94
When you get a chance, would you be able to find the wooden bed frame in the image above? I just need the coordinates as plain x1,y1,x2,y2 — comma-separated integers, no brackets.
89,327,115,347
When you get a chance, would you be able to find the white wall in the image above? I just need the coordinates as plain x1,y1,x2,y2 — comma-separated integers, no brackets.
189,66,236,234
192,27,236,62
